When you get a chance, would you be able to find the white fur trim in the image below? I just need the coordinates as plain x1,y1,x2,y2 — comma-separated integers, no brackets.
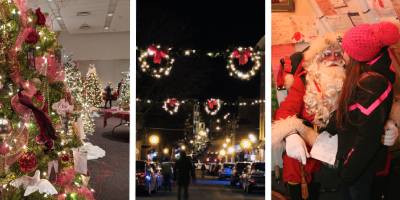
272,116,307,168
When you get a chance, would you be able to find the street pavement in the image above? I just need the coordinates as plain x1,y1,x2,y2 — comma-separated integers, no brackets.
136,174,265,200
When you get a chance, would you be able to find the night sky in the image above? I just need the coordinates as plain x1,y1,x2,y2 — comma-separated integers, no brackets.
136,0,265,143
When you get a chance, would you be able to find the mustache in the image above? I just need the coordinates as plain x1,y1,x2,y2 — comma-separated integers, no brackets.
322,60,345,67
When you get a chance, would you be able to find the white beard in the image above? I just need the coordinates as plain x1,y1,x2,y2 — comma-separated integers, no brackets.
304,60,345,127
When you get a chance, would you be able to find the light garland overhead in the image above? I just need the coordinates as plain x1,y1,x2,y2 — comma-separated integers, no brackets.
204,98,221,115
138,45,175,79
162,98,180,115
137,46,264,80
227,47,262,80
138,98,264,107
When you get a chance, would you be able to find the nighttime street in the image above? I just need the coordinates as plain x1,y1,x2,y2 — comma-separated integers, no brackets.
136,0,265,199
137,171,264,200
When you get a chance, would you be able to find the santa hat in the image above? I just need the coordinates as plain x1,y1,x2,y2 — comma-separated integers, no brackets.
303,32,343,65
342,21,400,62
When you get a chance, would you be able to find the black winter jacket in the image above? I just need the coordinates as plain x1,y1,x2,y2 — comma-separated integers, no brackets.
326,47,395,185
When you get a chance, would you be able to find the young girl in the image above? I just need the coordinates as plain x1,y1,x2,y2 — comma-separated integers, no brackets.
327,22,399,200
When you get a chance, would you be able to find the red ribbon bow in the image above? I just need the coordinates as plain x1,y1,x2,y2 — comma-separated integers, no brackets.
292,32,304,42
232,49,252,66
168,99,177,107
148,46,168,64
207,99,218,110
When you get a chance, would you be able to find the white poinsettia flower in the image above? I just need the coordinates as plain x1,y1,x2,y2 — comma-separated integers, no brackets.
51,99,74,117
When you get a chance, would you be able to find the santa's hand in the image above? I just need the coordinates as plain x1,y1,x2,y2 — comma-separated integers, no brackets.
382,120,398,146
285,134,310,165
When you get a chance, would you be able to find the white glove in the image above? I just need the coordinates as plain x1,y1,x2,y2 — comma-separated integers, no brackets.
285,134,310,165
382,120,398,146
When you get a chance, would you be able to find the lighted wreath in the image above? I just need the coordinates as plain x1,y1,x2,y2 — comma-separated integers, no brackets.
138,45,174,79
227,47,261,80
163,98,180,115
204,98,221,115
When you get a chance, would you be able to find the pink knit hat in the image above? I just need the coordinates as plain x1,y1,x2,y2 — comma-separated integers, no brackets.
342,22,400,62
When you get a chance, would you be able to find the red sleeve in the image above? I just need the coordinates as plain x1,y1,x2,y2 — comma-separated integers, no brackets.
274,75,305,120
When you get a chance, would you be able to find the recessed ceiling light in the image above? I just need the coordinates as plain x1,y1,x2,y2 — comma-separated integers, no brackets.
48,0,52,2
77,11,91,16
107,13,113,17
56,16,62,20
80,24,90,30
104,26,109,30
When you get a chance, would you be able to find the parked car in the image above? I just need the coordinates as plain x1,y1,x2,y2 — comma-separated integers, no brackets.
194,162,203,170
242,162,265,193
219,163,235,179
230,162,251,186
136,160,158,195
207,163,217,175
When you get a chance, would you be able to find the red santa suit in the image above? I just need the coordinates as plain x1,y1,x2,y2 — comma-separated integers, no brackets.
274,70,321,184
272,32,345,185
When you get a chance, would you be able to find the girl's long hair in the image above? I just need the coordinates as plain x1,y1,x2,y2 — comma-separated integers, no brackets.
336,58,371,129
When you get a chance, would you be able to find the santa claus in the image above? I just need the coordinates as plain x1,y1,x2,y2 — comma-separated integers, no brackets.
272,32,398,199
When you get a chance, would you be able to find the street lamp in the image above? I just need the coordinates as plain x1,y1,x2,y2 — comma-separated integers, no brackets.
181,145,186,150
163,148,169,155
223,143,227,148
248,133,257,143
149,135,159,145
219,149,226,156
225,138,231,143
227,146,234,154
240,139,251,149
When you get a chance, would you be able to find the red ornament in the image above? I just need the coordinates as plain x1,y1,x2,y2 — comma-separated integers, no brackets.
147,45,168,64
0,143,9,155
25,30,40,44
35,8,46,26
18,152,38,173
232,48,252,65
61,153,70,162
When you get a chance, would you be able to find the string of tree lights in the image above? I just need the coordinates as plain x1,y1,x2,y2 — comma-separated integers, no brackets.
137,45,264,80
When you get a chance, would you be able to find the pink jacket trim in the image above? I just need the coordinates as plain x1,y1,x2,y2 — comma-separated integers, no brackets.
349,83,392,116
367,54,383,66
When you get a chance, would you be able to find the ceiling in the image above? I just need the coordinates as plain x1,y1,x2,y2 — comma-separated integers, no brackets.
27,0,129,34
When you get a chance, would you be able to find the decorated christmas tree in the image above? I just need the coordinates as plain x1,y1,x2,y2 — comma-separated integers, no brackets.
64,56,95,136
118,72,129,110
83,66,102,108
0,1,95,199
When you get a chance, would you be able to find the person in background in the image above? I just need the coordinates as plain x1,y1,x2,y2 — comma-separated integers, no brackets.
117,78,124,96
104,82,113,109
161,162,173,192
175,151,195,200
201,164,206,178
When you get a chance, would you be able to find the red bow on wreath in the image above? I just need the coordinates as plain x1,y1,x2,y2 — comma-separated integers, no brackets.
232,49,252,66
168,99,177,107
148,46,168,64
207,99,218,110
